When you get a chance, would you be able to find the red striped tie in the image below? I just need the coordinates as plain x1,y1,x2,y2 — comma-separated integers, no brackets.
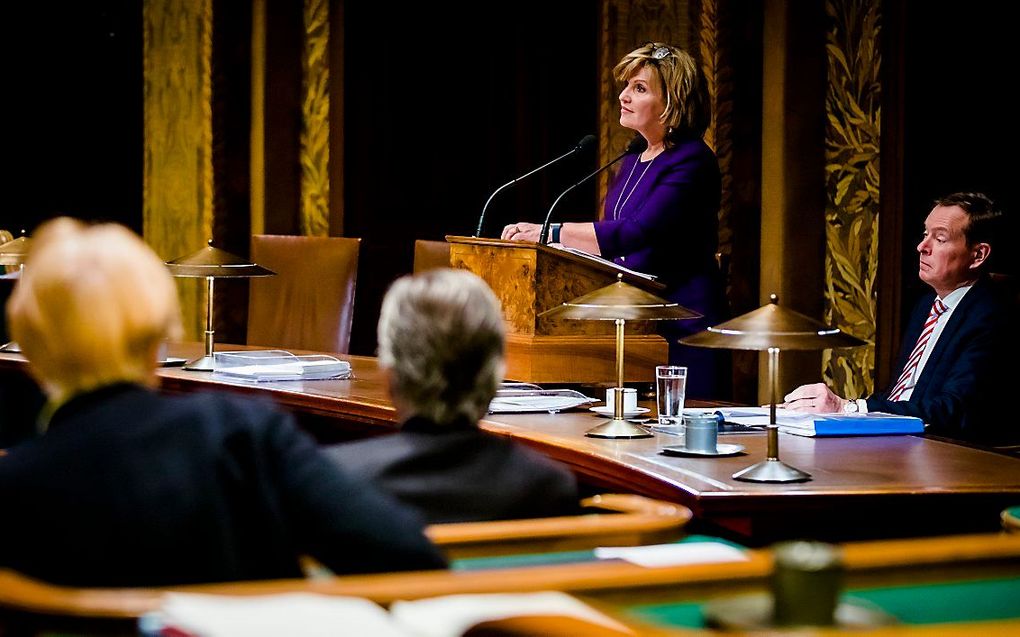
888,298,949,401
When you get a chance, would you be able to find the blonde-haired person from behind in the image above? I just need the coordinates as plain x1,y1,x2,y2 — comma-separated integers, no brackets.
327,268,578,523
9,218,181,410
1,218,445,587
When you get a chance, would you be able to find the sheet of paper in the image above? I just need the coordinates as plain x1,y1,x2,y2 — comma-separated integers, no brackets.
389,591,631,637
159,593,409,637
713,407,815,427
594,542,749,568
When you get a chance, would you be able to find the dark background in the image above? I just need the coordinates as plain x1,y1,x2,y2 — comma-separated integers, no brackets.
2,1,1015,352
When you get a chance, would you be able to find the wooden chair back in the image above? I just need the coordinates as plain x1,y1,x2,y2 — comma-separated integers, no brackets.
428,494,692,559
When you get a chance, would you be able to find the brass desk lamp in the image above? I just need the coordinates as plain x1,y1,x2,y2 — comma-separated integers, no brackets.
166,240,275,371
541,274,700,439
0,233,29,353
681,294,866,483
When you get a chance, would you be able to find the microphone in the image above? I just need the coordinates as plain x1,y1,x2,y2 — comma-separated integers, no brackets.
475,134,596,237
539,137,647,244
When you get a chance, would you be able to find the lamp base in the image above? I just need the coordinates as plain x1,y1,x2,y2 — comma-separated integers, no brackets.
732,458,812,483
585,418,653,439
183,354,217,371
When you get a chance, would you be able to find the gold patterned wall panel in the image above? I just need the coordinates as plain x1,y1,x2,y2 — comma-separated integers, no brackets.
821,0,880,398
697,0,733,269
143,0,214,340
300,0,330,237
599,0,692,206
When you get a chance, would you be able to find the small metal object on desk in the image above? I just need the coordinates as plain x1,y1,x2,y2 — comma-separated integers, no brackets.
703,540,897,629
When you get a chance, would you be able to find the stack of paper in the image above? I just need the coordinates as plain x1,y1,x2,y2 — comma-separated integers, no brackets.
488,389,595,414
212,351,352,382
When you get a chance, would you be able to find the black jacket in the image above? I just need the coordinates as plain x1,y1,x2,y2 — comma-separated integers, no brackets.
0,384,446,586
327,416,578,524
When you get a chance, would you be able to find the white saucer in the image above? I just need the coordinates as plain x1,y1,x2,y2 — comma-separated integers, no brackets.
589,406,651,418
660,443,746,457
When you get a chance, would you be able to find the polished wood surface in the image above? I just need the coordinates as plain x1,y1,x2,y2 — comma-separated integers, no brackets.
430,494,692,559
2,533,1019,634
447,235,668,382
4,345,1020,543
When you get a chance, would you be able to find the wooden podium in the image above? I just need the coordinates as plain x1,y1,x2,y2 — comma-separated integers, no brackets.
446,236,669,383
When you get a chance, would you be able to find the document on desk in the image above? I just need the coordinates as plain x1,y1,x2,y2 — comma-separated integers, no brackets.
212,355,352,382
709,407,924,436
552,245,657,281
488,389,596,414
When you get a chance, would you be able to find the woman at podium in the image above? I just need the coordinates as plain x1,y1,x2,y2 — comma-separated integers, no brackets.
502,42,728,397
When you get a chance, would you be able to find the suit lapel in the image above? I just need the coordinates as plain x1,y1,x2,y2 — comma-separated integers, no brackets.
912,280,987,398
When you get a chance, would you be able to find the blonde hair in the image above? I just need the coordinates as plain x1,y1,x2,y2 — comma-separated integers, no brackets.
613,42,710,141
7,218,182,402
378,268,505,426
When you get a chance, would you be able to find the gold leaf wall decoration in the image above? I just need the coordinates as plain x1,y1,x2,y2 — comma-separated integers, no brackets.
821,0,881,397
300,0,330,237
698,0,733,272
143,0,214,339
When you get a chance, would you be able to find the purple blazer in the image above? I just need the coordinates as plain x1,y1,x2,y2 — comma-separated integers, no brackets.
593,136,728,397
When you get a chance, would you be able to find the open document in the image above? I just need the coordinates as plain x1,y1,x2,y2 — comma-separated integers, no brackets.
552,245,657,281
150,591,631,637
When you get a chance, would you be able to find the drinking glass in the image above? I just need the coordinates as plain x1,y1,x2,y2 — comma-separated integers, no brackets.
655,365,687,426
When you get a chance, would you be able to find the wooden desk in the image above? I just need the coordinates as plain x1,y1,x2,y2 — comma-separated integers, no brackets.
3,345,1020,545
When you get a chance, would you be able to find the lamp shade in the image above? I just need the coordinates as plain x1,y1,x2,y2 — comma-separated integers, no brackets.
166,240,275,278
680,295,866,351
539,276,701,322
0,236,30,266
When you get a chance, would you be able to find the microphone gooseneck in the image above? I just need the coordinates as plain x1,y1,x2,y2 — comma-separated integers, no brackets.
474,135,596,237
538,137,648,244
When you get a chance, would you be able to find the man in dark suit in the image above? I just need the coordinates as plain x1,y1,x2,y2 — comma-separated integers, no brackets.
783,192,1015,444
0,219,446,587
327,269,578,524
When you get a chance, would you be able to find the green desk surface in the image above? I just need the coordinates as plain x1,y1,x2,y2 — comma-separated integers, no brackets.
450,535,746,572
625,575,1020,628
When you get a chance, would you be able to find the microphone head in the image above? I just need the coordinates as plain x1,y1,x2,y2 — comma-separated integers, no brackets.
575,134,597,152
626,136,648,154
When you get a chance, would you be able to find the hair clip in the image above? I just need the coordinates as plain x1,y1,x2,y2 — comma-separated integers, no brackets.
652,46,671,60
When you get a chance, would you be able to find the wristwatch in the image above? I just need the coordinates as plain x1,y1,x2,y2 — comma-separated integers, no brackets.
842,399,860,414
548,223,562,244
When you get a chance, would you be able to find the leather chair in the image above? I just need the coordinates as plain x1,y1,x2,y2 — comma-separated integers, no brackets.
413,239,451,274
247,235,360,354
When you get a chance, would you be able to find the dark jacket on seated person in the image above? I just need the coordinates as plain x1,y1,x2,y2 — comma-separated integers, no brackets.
0,384,446,587
864,276,1017,445
326,416,578,524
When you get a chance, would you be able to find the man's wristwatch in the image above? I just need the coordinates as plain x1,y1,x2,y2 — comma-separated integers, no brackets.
842,399,860,414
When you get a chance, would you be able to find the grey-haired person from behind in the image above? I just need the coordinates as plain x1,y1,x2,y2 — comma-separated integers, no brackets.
327,268,578,523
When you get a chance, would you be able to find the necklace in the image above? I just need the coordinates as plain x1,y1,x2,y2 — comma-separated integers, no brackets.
612,154,656,220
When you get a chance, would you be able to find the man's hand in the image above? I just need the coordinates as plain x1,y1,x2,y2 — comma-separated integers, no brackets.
782,382,846,413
